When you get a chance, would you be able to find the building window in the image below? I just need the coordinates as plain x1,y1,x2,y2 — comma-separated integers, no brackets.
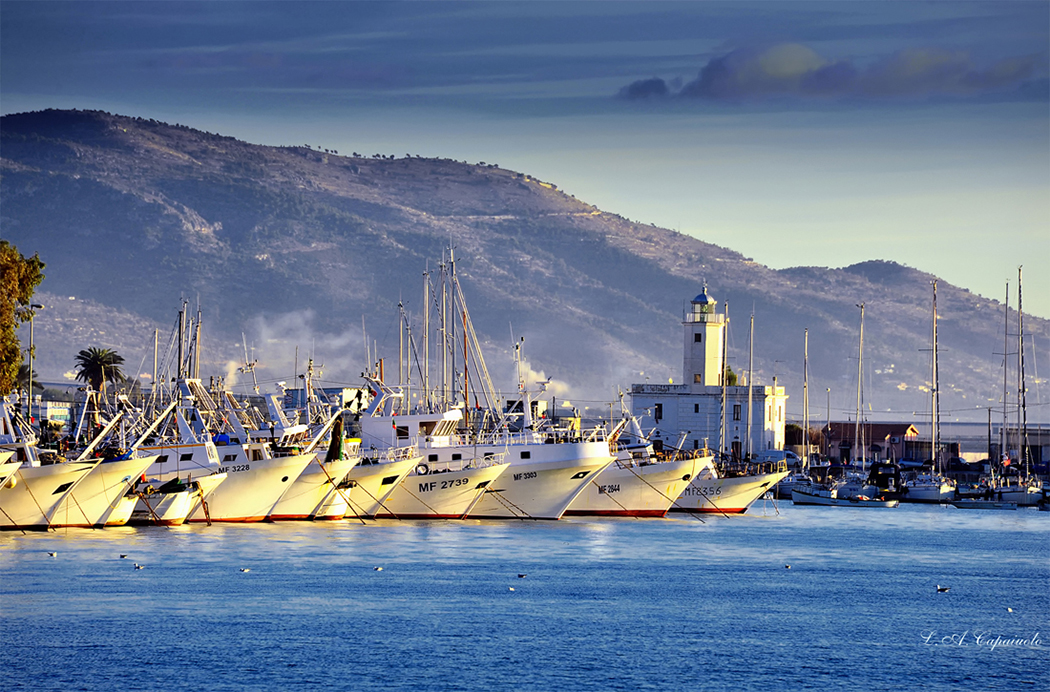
694,404,699,413
654,403,662,421
693,439,698,450
694,374,702,383
694,333,702,343
733,404,741,421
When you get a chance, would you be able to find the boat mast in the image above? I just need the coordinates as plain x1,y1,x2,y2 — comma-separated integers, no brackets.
1001,282,1009,474
746,313,754,460
855,303,864,469
423,265,430,411
1018,266,1029,480
803,327,809,470
719,301,729,459
931,281,940,474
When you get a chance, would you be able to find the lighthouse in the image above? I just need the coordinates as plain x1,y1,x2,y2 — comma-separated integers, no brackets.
682,284,725,388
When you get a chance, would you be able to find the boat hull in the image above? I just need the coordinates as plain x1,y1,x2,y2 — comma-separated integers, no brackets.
341,456,420,518
378,462,510,519
672,467,788,514
467,454,614,520
564,456,703,517
189,452,314,523
0,461,97,529
51,456,158,528
791,485,899,508
269,456,360,521
951,500,1017,510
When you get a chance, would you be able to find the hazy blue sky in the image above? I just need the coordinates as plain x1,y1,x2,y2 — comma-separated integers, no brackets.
3,1,1048,316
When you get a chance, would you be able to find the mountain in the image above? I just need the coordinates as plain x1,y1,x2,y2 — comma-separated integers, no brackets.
2,109,1046,424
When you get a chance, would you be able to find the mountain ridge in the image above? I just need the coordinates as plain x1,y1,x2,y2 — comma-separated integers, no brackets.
2,109,1047,424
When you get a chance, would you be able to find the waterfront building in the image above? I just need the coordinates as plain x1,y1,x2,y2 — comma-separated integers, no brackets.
630,287,787,457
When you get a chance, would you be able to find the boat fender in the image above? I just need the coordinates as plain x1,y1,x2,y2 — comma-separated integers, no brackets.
682,474,692,482
4,476,16,489
416,463,429,476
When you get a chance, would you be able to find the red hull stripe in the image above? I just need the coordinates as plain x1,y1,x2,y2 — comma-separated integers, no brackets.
185,516,268,523
562,510,667,518
668,507,749,514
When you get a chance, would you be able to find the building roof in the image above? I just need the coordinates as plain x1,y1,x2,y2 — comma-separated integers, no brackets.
825,421,920,443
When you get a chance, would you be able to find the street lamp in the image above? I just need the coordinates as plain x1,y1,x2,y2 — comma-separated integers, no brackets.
21,303,44,413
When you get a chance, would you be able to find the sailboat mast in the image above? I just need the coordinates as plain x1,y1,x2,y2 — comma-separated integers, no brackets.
1001,282,1009,470
803,327,809,470
746,313,754,460
931,281,939,472
1018,266,1029,478
855,303,865,468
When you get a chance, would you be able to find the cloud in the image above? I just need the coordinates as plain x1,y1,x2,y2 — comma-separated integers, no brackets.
619,43,1045,102
618,77,669,100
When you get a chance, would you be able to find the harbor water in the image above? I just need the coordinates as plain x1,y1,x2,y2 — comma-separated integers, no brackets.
2,502,1047,691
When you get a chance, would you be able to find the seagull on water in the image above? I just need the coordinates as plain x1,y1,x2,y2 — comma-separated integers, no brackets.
240,568,251,573
509,587,515,591
936,585,949,593
47,552,57,557
373,566,383,571
119,554,128,559
518,574,527,579
134,563,145,570
785,565,791,569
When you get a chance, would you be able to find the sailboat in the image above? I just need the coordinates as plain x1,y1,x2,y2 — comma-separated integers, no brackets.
902,281,955,503
792,303,898,508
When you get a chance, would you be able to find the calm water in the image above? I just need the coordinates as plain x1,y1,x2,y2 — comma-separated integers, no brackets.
2,502,1047,691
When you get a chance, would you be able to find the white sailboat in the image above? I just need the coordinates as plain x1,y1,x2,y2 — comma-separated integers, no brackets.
902,281,955,504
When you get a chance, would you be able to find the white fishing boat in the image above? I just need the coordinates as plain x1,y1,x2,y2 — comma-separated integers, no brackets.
340,445,420,518
269,418,363,521
565,406,706,517
673,457,789,513
136,379,315,523
358,376,613,520
50,454,157,528
0,398,155,529
0,451,20,488
378,451,510,519
129,473,227,526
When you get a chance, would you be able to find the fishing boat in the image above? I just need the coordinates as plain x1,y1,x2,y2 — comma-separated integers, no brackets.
130,473,228,526
673,456,788,513
0,398,156,529
135,379,315,522
565,403,708,517
339,445,421,518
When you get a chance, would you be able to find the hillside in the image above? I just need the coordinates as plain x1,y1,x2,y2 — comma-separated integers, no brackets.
2,109,1047,424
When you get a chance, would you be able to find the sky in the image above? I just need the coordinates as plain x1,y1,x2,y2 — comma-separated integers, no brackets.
3,1,1048,317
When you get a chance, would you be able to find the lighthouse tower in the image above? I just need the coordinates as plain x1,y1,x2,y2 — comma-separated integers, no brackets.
683,285,725,389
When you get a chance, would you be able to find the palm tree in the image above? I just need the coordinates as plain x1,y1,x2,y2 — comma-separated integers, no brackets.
16,364,41,396
74,347,126,391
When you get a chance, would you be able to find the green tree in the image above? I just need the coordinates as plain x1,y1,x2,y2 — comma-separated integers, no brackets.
0,241,45,395
724,365,738,387
74,347,126,391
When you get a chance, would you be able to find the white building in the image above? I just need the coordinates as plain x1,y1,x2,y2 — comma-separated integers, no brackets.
630,287,787,458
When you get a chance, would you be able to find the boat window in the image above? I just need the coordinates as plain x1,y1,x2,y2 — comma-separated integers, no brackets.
452,453,462,461
156,455,168,464
223,454,238,462
428,454,439,462
180,453,193,462
520,451,531,459
396,426,409,439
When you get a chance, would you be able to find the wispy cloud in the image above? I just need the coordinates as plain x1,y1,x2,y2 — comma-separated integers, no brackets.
619,43,1046,103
